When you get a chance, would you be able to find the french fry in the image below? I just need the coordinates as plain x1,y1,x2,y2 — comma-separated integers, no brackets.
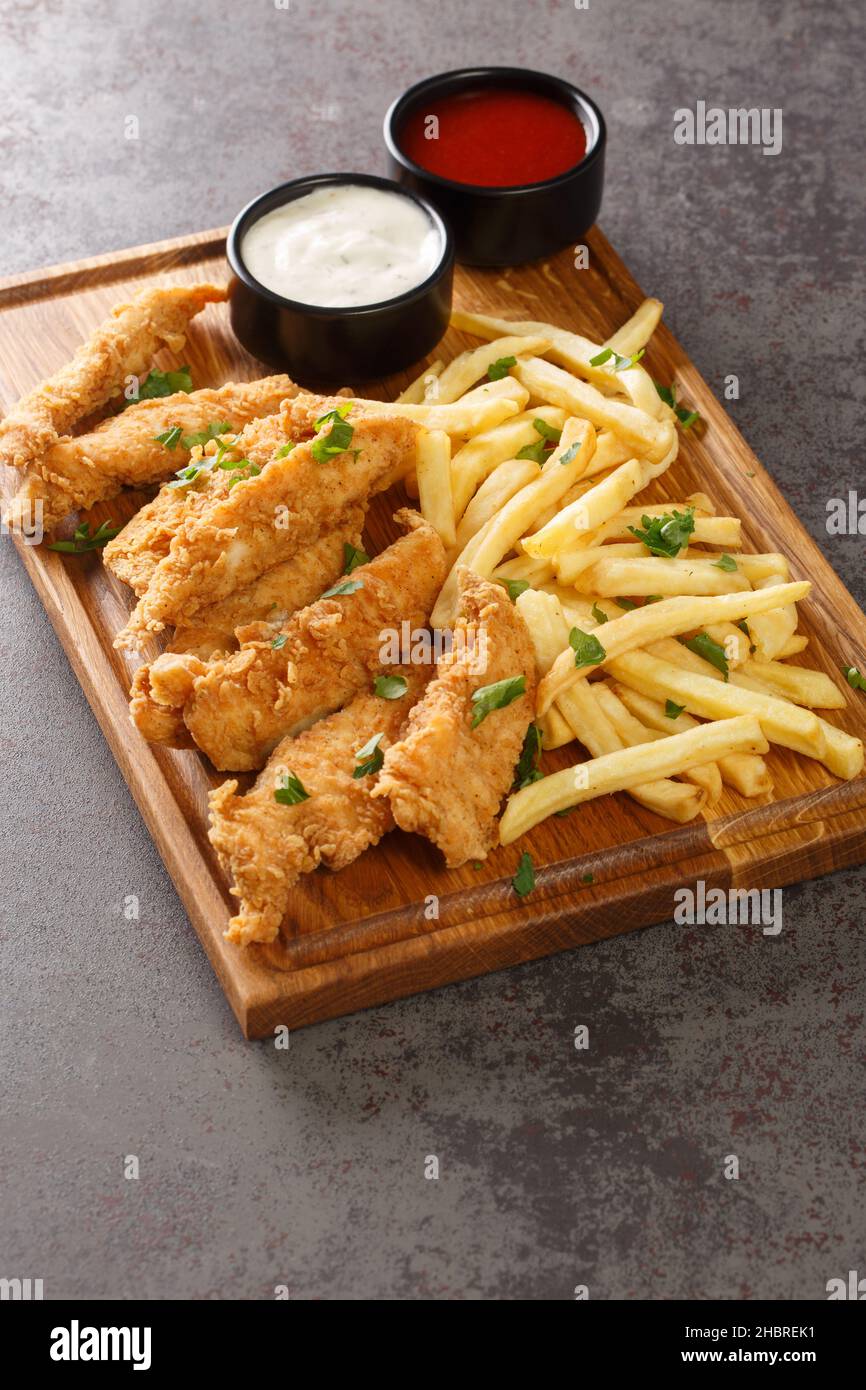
593,680,723,804
704,621,751,666
450,406,566,519
430,418,595,626
500,716,768,843
493,554,556,584
416,429,456,547
610,684,773,797
513,357,674,462
455,457,540,549
537,580,811,711
584,508,742,549
516,589,709,822
581,555,752,598
582,429,636,478
745,573,798,660
451,308,631,393
776,634,809,659
605,298,664,356
735,659,846,709
364,389,521,437
396,359,444,404
435,335,550,402
522,457,646,557
605,649,864,779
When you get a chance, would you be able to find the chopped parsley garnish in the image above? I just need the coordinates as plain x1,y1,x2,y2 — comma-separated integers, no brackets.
48,519,120,553
644,594,663,604
321,577,364,599
275,441,296,459
154,426,183,449
581,872,594,884
654,380,701,430
500,577,530,602
713,554,738,572
843,665,866,692
665,699,686,719
680,631,729,680
614,596,638,611
343,541,370,575
126,365,193,405
487,354,517,380
271,633,288,649
515,417,561,464
180,421,232,450
512,851,536,898
312,403,355,463
353,732,385,778
569,627,606,670
589,346,645,371
590,601,609,625
274,771,310,806
559,441,583,466
374,674,408,700
513,723,543,789
166,463,206,489
217,454,249,470
628,506,695,558
226,461,262,489
470,674,526,728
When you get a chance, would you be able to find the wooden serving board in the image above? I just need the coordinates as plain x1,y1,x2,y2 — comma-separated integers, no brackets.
2,228,865,1038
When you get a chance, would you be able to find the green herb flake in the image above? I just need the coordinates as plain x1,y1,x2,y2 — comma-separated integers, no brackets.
343,541,370,575
569,627,606,670
589,346,644,371
665,699,686,719
180,421,232,451
515,440,547,464
513,723,543,790
275,441,296,458
500,577,530,602
681,631,729,680
644,594,663,604
515,418,563,465
581,872,594,884
591,602,609,625
614,596,638,611
512,851,536,898
321,577,364,599
127,365,193,405
843,665,866,692
533,418,561,442
713,554,738,572
487,354,517,381
271,633,289,650
274,771,310,806
311,403,355,463
374,674,408,700
470,674,527,729
48,519,120,553
559,441,583,466
628,506,695,558
154,426,183,449
353,732,385,779
654,380,702,430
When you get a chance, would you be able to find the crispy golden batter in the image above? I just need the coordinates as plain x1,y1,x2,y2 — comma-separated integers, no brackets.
0,283,226,470
103,393,321,595
128,510,367,746
210,666,429,946
5,375,296,532
116,409,421,647
372,570,537,865
166,511,446,770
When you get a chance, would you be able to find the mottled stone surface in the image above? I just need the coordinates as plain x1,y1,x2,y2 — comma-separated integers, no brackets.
1,0,864,1301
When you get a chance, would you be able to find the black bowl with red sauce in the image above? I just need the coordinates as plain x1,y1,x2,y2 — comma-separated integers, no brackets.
384,67,605,267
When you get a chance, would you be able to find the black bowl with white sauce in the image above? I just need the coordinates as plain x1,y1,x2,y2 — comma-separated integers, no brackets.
227,173,454,383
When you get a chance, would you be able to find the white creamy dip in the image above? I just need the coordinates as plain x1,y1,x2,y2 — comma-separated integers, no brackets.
241,184,442,308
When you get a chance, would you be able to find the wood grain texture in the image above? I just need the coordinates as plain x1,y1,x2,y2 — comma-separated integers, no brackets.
1,225,864,1038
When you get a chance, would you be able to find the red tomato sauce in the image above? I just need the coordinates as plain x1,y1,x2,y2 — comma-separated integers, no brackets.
398,87,587,188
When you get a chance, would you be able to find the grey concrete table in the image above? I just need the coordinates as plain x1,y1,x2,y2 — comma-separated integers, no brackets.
2,0,863,1300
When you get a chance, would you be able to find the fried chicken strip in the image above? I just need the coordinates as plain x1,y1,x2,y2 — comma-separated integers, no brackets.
372,569,537,865
128,509,367,747
116,408,421,647
4,375,296,532
210,666,429,946
0,283,226,470
159,510,446,770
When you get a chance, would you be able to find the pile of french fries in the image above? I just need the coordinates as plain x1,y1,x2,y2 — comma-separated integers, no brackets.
390,298,863,844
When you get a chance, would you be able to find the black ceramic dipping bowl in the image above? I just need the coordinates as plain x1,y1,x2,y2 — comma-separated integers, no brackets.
227,173,454,383
384,68,605,267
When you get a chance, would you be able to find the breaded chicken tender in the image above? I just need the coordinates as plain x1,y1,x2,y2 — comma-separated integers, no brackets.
156,511,446,770
209,666,430,946
372,570,537,865
128,510,367,746
0,283,226,470
4,375,296,532
116,408,421,647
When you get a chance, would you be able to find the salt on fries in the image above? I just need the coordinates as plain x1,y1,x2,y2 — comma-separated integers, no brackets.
408,297,862,847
